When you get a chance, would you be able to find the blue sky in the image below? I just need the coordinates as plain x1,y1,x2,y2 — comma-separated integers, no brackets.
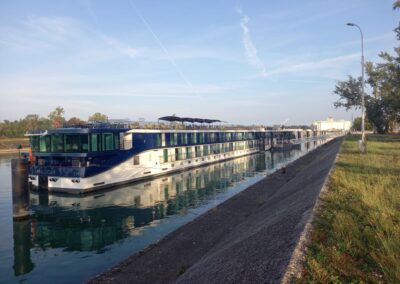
0,0,398,125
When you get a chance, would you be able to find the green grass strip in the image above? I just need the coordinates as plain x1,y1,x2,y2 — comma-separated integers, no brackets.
298,134,400,283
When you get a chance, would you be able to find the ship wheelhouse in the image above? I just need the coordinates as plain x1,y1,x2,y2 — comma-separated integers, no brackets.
27,128,128,179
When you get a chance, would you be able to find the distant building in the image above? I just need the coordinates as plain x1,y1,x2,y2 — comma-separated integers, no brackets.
312,117,351,131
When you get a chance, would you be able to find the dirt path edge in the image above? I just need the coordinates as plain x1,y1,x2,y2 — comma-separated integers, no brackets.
281,147,340,283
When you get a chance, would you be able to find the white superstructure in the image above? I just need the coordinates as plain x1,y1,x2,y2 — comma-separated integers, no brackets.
312,117,351,132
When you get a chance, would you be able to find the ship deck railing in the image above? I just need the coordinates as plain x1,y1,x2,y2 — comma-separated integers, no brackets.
58,122,269,131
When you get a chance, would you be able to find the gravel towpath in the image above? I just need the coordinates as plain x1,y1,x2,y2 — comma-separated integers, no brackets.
89,137,343,284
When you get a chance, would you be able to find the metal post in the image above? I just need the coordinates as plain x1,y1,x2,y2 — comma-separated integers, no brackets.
347,22,366,152
12,158,30,220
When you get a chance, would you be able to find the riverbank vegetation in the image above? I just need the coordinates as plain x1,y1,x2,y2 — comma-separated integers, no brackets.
298,134,400,283
0,107,109,138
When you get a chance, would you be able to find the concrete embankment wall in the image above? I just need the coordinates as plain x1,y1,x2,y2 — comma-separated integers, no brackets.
89,137,344,284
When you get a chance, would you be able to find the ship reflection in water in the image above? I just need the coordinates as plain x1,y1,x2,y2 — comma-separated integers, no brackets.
11,140,325,282
28,154,268,252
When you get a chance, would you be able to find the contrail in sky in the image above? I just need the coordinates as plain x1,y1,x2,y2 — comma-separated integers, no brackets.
128,0,196,93
83,0,98,24
236,5,267,77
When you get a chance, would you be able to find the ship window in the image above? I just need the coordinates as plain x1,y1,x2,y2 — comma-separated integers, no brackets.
30,136,40,152
203,145,209,156
39,136,51,152
65,135,81,152
114,134,120,150
91,134,99,152
175,148,183,160
103,133,114,151
186,147,192,159
210,133,216,143
156,134,161,147
168,133,174,146
168,133,178,146
51,134,64,152
81,135,89,152
199,133,204,144
163,149,168,163
195,146,201,157
133,156,140,165
205,133,210,143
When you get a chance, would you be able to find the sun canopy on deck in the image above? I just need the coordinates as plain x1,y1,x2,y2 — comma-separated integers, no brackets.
158,116,182,122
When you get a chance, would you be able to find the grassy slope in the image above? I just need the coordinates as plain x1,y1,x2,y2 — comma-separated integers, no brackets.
298,135,400,283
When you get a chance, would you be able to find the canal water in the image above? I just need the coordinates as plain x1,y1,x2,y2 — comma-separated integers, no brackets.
0,140,326,283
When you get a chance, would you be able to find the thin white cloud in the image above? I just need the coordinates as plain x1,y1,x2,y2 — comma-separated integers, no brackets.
99,34,141,59
0,14,144,62
23,16,79,40
0,16,80,50
0,72,239,100
236,6,267,77
264,53,359,78
338,32,396,49
148,46,239,63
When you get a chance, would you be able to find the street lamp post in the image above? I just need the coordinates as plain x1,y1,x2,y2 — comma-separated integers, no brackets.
347,22,365,152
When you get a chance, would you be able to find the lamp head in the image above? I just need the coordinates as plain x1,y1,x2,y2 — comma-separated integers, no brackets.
347,23,355,26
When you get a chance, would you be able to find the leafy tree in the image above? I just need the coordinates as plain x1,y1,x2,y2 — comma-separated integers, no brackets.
364,7,400,133
22,114,40,132
37,118,51,131
88,112,108,122
395,1,400,40
333,76,362,110
365,52,400,130
0,115,51,137
366,97,393,134
48,106,65,128
334,4,399,134
352,116,373,131
66,117,86,126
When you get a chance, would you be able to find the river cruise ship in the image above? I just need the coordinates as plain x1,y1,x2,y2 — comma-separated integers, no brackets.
26,119,329,194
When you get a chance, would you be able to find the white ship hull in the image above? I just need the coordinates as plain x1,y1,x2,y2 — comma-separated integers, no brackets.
31,146,259,194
